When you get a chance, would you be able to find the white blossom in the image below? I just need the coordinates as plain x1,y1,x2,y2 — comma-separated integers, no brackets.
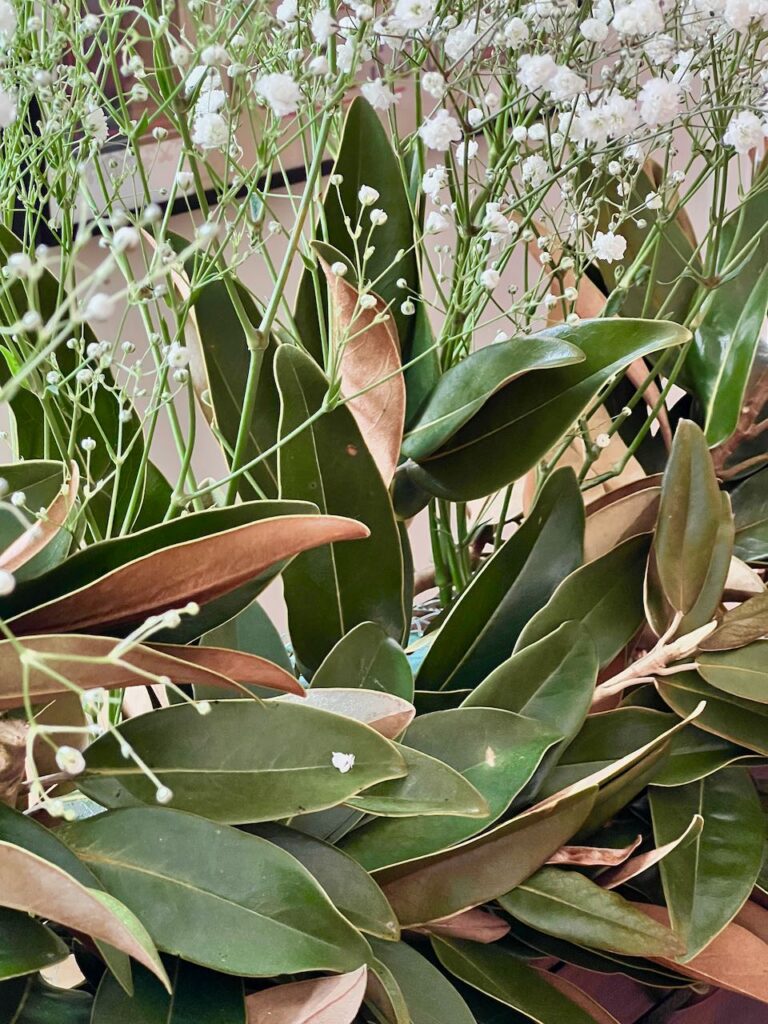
517,53,559,92
591,230,627,262
331,752,356,773
393,0,436,28
425,210,450,233
723,111,768,154
83,105,108,143
612,0,664,35
480,268,500,289
358,185,380,206
0,0,16,42
192,110,229,149
455,139,478,167
504,16,529,46
580,17,609,40
638,77,683,126
418,109,462,151
422,72,446,98
255,72,301,117
0,569,14,595
361,78,399,111
55,745,86,776
422,165,448,198
312,7,337,43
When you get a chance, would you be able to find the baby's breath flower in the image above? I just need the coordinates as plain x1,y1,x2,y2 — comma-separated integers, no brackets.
0,569,14,595
255,73,301,117
55,745,86,776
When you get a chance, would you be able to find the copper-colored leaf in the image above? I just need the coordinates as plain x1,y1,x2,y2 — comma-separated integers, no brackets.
546,835,641,868
149,643,301,694
0,462,79,573
0,634,301,711
321,259,405,486
0,839,170,990
736,901,768,944
414,908,510,944
599,815,703,890
584,475,663,562
10,514,369,635
535,969,621,1024
274,688,414,739
0,719,27,807
637,904,768,1003
245,965,367,1023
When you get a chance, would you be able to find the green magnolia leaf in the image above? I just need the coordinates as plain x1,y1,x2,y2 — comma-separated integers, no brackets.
80,699,406,822
462,621,598,749
656,670,768,755
696,642,768,702
646,420,733,634
699,592,768,651
347,743,490,818
650,768,764,960
407,319,689,501
685,170,768,445
61,807,370,976
416,468,584,692
369,939,478,1024
170,234,280,500
243,822,399,940
732,467,768,563
499,867,683,958
92,961,245,1024
374,786,597,926
0,976,93,1023
432,937,619,1024
276,345,407,672
341,708,562,871
0,907,68,981
310,622,414,701
652,725,757,786
0,460,73,580
516,535,650,666
402,337,585,459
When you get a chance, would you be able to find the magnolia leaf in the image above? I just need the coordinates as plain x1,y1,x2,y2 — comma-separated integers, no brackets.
341,708,562,871
0,462,78,575
0,840,169,990
62,807,370,976
80,699,406,822
636,905,768,1004
647,420,733,635
276,345,407,672
346,743,489,818
499,866,684,958
416,468,584,692
310,622,413,701
0,634,301,711
408,319,688,501
0,975,94,1022
368,939,478,1024
732,467,768,563
0,908,68,981
583,475,662,562
243,822,399,940
599,814,703,889
516,535,651,667
652,725,756,786
3,503,368,637
656,670,768,755
274,688,414,739
245,965,367,1024
414,908,510,944
92,961,245,1024
432,937,620,1024
696,642,768,702
699,592,768,651
402,335,584,460
545,836,641,867
649,768,764,960
320,259,404,486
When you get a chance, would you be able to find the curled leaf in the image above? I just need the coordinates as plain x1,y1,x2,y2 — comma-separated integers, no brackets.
546,836,642,867
0,462,79,574
245,965,367,1024
413,907,510,943
599,815,703,890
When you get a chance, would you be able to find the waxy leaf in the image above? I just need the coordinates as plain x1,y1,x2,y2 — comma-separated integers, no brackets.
82,700,409,819
583,475,662,563
0,840,169,989
649,768,764,960
274,688,414,739
546,837,641,868
341,708,561,871
463,621,598,749
0,462,78,576
0,976,93,1023
697,642,768,702
499,867,683,958
347,743,489,818
432,937,619,1024
81,700,406,822
647,420,733,634
310,622,413,701
699,592,768,651
62,807,370,976
516,535,650,666
276,345,407,672
322,260,405,486
1,501,367,637
408,319,688,500
0,908,68,981
0,634,301,711
0,462,67,556
656,670,768,755
92,961,245,1024
416,468,584,692
732,467,768,563
245,965,366,1024
402,335,584,459
416,908,510,943
369,939,478,1024
652,725,754,786
599,815,703,889
244,823,398,940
